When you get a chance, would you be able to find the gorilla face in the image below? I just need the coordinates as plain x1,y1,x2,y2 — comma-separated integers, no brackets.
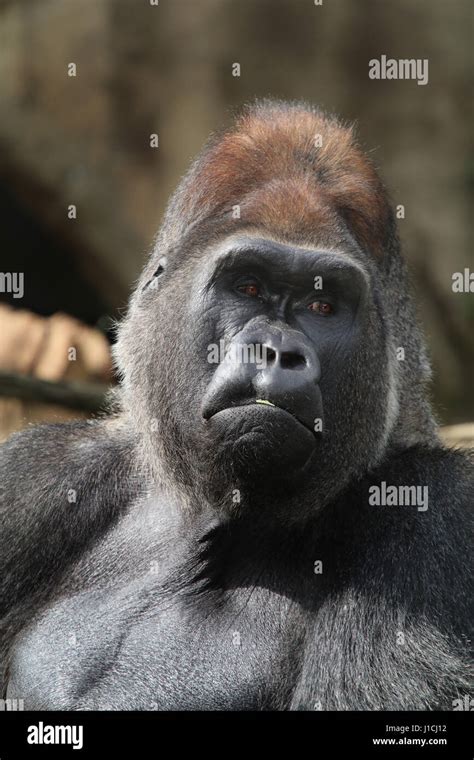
115,101,415,519
197,235,368,481
118,229,395,517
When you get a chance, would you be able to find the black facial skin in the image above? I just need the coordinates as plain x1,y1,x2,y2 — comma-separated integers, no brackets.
199,237,366,484
149,232,378,511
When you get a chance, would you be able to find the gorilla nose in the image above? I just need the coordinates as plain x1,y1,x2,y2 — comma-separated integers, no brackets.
252,336,320,394
261,343,310,371
202,322,323,433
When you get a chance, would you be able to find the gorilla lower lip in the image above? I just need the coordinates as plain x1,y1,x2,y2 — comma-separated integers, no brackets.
207,401,317,436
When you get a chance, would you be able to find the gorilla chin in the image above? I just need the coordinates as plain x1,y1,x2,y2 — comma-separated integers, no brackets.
203,402,318,484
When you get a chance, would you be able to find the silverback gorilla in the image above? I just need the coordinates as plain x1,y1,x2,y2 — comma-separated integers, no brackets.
1,101,472,711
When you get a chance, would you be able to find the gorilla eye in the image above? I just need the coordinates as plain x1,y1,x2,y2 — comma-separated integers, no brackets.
308,300,333,315
237,283,261,297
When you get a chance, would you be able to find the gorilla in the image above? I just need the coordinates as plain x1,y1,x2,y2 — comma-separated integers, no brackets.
1,100,472,711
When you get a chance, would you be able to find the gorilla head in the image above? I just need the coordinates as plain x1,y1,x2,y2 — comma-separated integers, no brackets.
115,101,436,520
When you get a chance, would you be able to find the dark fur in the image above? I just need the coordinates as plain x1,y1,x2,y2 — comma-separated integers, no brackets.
1,101,472,710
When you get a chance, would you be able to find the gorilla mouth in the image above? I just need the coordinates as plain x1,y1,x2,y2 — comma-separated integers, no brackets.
202,398,316,436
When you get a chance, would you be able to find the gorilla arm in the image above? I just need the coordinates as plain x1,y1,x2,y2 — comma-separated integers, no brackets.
0,420,134,688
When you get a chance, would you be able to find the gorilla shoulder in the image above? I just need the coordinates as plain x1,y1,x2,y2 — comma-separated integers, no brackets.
0,419,135,619
1,418,133,507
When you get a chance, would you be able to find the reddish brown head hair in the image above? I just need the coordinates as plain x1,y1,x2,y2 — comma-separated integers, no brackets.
168,100,396,259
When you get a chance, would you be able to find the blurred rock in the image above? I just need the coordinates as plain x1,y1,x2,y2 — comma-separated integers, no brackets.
439,424,474,449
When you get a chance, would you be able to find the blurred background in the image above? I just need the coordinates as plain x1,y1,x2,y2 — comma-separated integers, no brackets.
0,0,472,440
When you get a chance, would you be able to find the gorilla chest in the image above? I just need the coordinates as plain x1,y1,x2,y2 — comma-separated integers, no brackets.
9,580,302,710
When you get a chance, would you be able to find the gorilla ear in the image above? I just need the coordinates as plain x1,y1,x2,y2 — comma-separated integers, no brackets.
143,257,167,291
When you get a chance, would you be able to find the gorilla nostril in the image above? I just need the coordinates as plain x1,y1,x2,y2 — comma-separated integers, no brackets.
263,347,277,364
281,352,306,370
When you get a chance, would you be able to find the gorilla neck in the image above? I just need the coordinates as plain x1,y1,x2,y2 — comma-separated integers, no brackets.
147,453,328,526
133,416,384,524
134,429,368,525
